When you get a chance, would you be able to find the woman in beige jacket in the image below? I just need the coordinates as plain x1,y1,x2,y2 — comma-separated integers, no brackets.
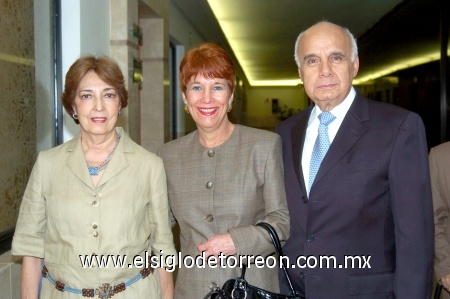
12,55,176,298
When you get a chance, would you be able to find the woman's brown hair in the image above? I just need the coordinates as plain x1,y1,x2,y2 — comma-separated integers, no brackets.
61,55,128,124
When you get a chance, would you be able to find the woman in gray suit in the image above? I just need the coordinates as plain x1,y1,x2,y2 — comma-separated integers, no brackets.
12,55,176,299
159,43,290,299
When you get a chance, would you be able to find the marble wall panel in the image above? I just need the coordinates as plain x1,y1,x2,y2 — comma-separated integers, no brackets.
0,0,36,233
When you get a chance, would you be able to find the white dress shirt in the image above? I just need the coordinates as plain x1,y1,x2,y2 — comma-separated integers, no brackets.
302,87,356,196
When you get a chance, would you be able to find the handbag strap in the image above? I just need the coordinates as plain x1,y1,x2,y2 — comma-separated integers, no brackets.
203,287,232,299
435,281,443,299
256,222,299,297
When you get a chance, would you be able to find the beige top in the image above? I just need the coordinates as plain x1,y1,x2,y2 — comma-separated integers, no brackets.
12,128,177,298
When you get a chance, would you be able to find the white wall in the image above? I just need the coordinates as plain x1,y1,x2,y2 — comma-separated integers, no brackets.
245,85,309,130
169,2,204,50
246,85,308,117
169,1,208,135
35,0,55,152
61,0,111,142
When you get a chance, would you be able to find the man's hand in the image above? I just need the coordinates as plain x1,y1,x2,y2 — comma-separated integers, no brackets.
441,274,450,291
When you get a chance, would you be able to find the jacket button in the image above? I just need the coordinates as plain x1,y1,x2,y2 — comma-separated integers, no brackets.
92,222,98,229
92,201,99,207
93,231,98,237
299,272,305,279
207,149,215,157
307,235,314,242
302,196,307,203
206,214,214,222
206,181,213,189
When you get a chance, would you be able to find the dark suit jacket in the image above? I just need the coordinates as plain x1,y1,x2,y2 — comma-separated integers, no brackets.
276,90,434,298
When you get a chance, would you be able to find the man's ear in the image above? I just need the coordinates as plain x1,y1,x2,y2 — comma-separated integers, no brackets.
352,56,360,78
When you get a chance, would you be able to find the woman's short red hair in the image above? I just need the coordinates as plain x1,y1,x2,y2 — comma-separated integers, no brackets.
179,43,235,93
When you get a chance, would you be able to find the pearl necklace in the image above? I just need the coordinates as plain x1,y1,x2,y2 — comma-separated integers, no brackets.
86,134,121,176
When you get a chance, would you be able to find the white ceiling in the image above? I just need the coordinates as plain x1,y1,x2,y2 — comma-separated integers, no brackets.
173,0,444,86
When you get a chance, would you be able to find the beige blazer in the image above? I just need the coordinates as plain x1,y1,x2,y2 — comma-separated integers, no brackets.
159,125,290,299
431,141,450,298
12,128,177,299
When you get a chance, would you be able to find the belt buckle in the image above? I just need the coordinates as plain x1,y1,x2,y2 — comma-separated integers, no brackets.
96,283,113,299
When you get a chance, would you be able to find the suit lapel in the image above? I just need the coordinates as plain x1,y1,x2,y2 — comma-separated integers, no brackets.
65,128,131,190
291,106,313,195
97,128,131,188
311,93,370,189
66,135,95,191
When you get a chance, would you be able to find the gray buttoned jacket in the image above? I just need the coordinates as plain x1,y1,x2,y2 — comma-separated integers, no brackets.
159,124,290,299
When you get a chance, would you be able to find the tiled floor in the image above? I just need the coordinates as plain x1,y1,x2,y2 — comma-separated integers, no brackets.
0,251,22,299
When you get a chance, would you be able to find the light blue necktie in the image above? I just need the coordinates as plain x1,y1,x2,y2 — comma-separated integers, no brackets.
308,111,336,192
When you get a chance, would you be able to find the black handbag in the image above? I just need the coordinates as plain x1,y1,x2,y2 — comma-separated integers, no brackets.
204,222,304,299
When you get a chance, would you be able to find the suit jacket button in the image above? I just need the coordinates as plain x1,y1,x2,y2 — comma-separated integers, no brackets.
302,196,307,203
207,149,215,157
307,234,314,242
206,181,213,189
206,214,214,222
299,272,305,279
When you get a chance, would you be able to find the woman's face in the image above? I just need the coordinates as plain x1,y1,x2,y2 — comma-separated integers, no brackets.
72,70,121,137
183,75,233,132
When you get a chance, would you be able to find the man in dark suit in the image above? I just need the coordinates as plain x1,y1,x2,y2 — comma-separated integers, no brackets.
276,21,434,298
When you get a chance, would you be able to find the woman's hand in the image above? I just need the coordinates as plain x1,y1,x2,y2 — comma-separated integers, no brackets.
197,233,236,257
441,274,450,291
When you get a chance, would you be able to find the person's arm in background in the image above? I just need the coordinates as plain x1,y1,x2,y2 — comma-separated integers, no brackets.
21,256,42,299
430,145,450,290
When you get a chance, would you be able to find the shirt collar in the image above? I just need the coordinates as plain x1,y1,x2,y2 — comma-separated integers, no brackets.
309,87,356,125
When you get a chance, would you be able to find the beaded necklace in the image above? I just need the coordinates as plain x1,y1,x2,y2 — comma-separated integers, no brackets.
86,134,121,176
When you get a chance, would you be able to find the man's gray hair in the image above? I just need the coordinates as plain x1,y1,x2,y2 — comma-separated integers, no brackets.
294,21,358,68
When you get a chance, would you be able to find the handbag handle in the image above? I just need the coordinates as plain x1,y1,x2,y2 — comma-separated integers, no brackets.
256,222,300,297
435,280,443,299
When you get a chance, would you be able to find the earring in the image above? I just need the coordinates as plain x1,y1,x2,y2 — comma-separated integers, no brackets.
184,104,190,114
118,110,122,116
227,104,233,113
72,113,78,120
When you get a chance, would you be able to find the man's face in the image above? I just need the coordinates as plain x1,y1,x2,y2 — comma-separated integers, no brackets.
297,22,359,111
